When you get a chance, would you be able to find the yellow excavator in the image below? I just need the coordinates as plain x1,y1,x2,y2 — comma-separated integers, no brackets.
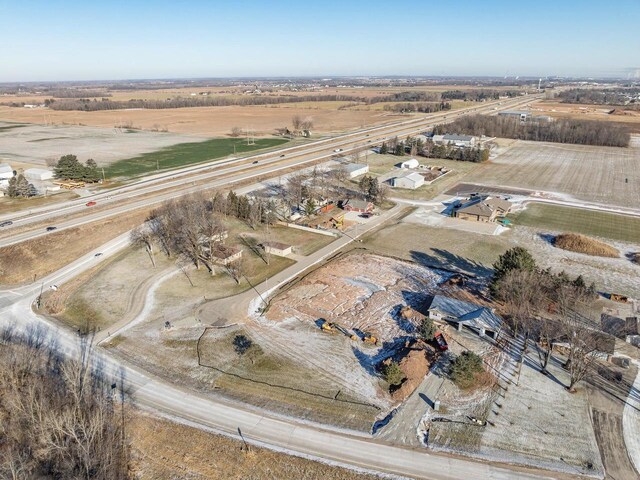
362,332,379,345
320,320,358,340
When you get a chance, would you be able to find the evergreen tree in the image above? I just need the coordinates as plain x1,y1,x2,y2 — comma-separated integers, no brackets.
7,174,36,198
379,142,388,154
490,247,536,295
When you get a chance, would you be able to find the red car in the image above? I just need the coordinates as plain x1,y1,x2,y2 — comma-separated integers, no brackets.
86,201,97,207
434,332,448,351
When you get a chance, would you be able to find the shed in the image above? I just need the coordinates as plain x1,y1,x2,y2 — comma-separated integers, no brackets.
344,163,369,179
211,246,242,265
392,171,425,190
262,241,293,257
0,163,13,180
24,168,54,181
400,158,419,169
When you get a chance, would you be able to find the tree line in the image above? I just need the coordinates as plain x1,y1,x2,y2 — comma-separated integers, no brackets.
557,88,640,106
53,154,102,182
0,330,127,479
383,101,451,113
490,247,605,392
433,114,630,147
440,89,520,101
380,135,490,163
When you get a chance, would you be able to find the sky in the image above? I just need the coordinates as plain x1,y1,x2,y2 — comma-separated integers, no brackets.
1,0,639,82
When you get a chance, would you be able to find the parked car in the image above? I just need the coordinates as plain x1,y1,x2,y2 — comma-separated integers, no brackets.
0,220,13,227
434,332,449,351
46,226,57,231
86,201,97,207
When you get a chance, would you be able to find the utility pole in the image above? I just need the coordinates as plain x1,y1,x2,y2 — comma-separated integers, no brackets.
102,167,106,182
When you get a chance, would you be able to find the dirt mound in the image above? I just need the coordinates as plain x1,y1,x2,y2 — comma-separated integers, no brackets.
390,346,432,402
553,233,619,258
630,252,640,264
610,108,640,117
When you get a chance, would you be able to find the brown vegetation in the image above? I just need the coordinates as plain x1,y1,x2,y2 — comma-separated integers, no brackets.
0,210,148,285
553,233,619,258
128,411,377,480
0,338,126,479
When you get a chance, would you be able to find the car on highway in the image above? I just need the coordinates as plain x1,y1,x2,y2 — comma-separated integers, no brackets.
0,220,13,227
46,226,57,231
252,160,259,164
94,252,103,257
49,285,58,291
333,148,343,152
280,154,285,158
86,201,97,207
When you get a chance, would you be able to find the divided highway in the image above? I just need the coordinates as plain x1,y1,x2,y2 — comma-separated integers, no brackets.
0,94,541,248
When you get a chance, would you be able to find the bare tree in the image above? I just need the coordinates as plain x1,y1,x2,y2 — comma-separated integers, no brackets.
291,115,303,133
230,126,243,137
130,223,156,267
226,258,244,284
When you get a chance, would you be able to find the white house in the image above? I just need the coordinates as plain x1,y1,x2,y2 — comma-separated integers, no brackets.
392,171,425,190
400,158,419,169
432,134,477,148
24,168,54,181
263,241,293,257
344,163,369,179
0,163,13,180
426,295,503,338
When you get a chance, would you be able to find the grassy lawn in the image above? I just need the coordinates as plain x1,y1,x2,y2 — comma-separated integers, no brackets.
510,203,640,244
104,137,289,178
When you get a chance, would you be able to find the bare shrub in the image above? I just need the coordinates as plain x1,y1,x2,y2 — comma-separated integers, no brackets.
553,233,619,258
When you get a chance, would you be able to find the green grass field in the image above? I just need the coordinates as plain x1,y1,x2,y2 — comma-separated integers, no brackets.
105,137,288,178
511,203,640,244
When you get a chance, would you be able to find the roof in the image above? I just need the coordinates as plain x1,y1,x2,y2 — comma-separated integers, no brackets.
345,199,372,210
210,245,241,259
345,163,368,173
442,134,475,142
0,163,12,173
498,110,531,115
484,197,512,212
24,167,53,175
457,200,495,217
262,241,292,251
396,171,424,183
427,295,503,332
400,158,420,167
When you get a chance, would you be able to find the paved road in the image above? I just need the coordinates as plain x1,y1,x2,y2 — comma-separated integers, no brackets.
0,95,542,248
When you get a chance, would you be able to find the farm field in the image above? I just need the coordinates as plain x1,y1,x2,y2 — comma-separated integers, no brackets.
0,121,200,169
0,103,400,138
533,100,640,133
468,139,640,208
511,203,640,243
105,136,288,178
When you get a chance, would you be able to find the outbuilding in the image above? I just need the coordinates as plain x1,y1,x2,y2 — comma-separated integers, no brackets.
392,171,425,190
344,163,369,179
24,168,54,181
262,241,293,257
400,158,419,169
211,246,243,266
0,163,13,180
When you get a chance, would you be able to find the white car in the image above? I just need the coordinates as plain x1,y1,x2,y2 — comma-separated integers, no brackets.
333,148,342,153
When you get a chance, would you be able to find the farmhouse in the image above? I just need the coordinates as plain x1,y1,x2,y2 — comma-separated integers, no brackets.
341,199,373,213
262,241,293,257
392,171,425,190
432,134,477,148
426,295,503,338
454,195,512,223
0,163,13,180
210,246,242,265
24,167,54,181
400,158,419,169
344,163,369,178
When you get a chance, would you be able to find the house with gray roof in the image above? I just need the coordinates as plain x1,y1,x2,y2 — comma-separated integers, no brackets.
426,294,503,338
432,134,477,148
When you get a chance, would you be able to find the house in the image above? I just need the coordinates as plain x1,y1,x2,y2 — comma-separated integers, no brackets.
426,295,503,338
344,163,369,178
262,241,293,257
341,199,374,213
454,195,513,223
210,245,242,266
0,163,13,180
198,230,229,245
392,171,425,190
432,134,477,148
400,158,419,169
24,168,54,181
